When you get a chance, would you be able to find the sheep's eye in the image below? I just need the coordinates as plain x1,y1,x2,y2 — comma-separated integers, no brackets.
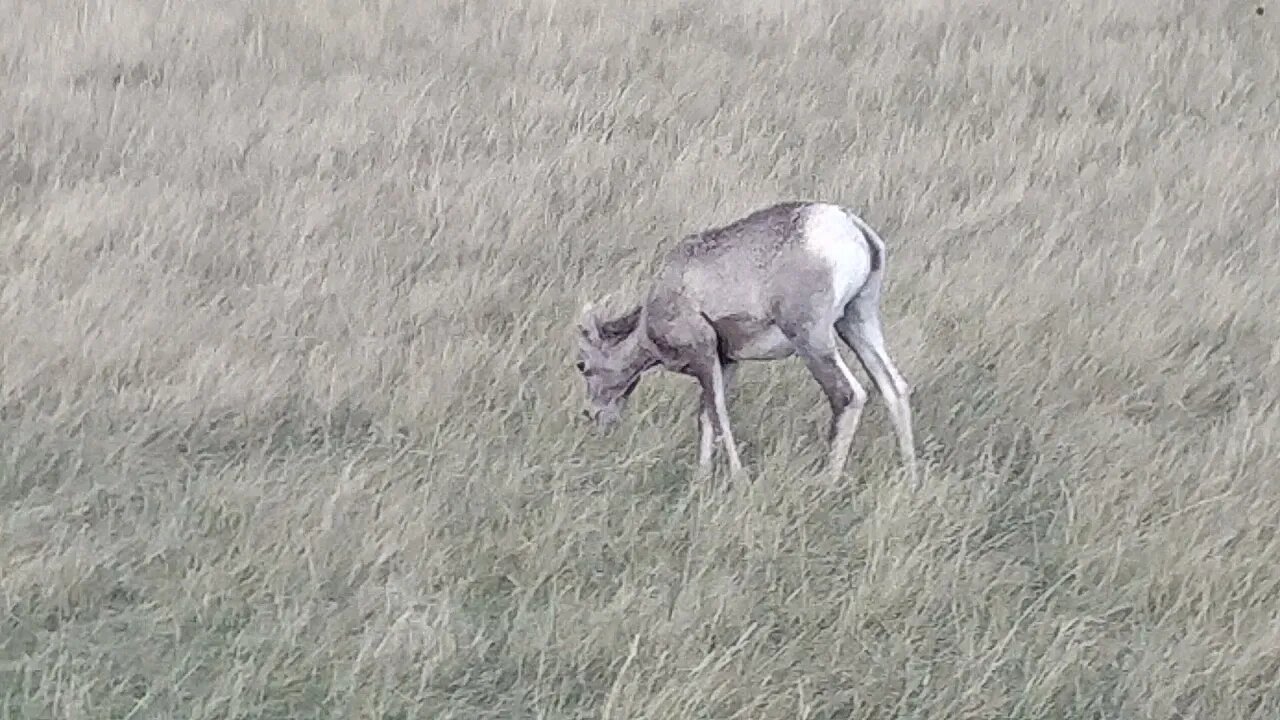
575,361,586,373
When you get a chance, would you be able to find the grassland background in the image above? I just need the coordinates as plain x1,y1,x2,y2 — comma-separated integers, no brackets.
2,0,1279,717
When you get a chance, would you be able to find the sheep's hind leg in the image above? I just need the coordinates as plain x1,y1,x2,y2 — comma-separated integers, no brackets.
836,297,917,482
782,325,867,483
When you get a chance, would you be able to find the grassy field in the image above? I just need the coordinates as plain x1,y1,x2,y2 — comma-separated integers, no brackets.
2,0,1278,717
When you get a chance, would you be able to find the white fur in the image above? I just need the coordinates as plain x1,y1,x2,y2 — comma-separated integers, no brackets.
833,352,863,398
804,203,872,316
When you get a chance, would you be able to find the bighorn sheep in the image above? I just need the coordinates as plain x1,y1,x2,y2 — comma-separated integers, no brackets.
575,201,916,482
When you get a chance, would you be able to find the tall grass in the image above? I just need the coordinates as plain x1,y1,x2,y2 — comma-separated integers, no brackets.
2,0,1278,717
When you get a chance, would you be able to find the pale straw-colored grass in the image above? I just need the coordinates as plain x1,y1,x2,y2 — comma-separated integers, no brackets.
2,0,1277,717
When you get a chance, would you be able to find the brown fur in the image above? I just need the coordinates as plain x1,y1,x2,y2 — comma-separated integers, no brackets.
577,201,916,483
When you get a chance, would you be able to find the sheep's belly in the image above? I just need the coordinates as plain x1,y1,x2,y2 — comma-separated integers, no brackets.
725,326,795,361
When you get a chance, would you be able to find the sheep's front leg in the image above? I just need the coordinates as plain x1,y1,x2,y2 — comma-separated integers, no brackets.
695,363,736,477
650,307,745,481
697,402,715,476
695,360,744,479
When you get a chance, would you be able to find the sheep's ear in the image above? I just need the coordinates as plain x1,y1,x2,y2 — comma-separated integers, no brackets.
598,305,641,342
578,302,601,341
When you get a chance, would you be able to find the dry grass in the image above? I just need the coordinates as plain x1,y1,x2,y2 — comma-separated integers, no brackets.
2,0,1279,717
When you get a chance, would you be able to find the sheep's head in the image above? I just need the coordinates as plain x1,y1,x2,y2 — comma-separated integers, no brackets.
575,302,644,430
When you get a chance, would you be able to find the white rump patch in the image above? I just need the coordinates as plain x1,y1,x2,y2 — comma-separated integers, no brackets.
803,204,872,314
